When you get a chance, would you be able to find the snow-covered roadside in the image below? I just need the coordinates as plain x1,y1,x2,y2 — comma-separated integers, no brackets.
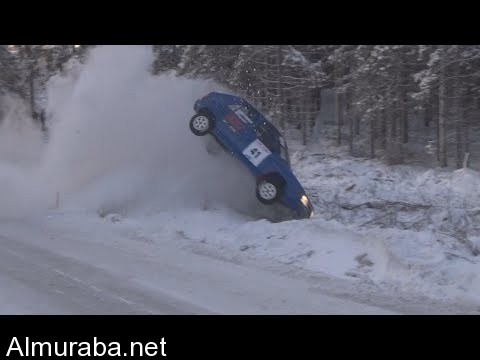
288,139,480,304
1,211,402,315
18,200,479,313
29,135,480,308
104,210,480,306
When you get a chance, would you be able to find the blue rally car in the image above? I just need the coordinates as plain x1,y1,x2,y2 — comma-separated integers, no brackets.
189,92,314,219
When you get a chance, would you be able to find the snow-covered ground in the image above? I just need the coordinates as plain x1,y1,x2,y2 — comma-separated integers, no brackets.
1,45,480,314
36,143,480,311
0,213,401,315
289,138,480,304
2,196,479,314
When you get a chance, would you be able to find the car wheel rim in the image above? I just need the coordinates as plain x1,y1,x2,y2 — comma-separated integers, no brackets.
193,116,209,132
258,182,277,200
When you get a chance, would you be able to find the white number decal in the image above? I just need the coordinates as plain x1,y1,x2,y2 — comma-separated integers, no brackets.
242,139,271,166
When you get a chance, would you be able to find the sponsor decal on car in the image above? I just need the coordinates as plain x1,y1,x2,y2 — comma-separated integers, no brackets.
228,105,254,125
224,112,245,132
234,109,254,124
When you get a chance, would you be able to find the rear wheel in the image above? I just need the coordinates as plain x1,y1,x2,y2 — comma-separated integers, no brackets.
190,112,214,136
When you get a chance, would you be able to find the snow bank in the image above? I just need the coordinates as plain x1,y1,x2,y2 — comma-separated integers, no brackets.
294,142,480,240
39,203,480,309
286,139,480,303
76,134,480,305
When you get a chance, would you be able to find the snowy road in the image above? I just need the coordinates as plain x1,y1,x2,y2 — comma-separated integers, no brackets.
0,234,202,314
0,218,398,315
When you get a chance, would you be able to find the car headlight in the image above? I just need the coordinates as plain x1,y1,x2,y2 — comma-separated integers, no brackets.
301,195,309,207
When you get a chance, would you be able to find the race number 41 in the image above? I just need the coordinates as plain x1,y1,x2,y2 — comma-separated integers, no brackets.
242,139,271,166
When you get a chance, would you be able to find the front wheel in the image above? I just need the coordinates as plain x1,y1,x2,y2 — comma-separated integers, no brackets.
190,112,213,136
256,175,284,205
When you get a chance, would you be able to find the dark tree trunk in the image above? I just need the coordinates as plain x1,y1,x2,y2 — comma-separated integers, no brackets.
334,63,344,146
438,60,448,168
277,45,285,130
370,111,376,159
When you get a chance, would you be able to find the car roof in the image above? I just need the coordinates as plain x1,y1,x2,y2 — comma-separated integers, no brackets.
208,91,247,104
208,92,267,120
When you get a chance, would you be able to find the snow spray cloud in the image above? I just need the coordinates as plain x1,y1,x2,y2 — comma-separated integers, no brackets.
0,45,256,218
0,94,47,218
0,94,44,166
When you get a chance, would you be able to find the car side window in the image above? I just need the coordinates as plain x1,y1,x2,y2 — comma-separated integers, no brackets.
280,143,290,165
255,125,275,151
256,125,290,165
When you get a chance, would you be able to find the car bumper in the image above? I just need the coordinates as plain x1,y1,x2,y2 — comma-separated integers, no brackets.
294,201,314,219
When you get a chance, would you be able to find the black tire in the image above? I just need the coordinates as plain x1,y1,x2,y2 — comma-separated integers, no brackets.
256,174,285,205
190,111,214,136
